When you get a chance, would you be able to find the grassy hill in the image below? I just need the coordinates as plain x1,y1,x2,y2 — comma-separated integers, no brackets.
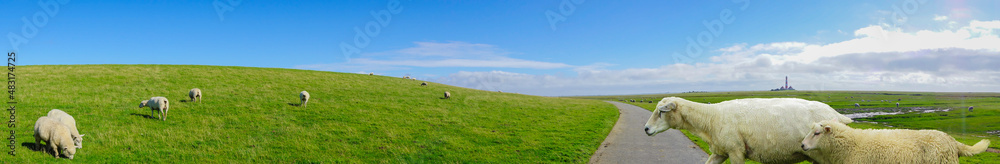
5,65,618,163
575,91,1000,163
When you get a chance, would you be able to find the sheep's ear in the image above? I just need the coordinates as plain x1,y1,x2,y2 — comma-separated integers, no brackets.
79,134,84,137
657,102,676,112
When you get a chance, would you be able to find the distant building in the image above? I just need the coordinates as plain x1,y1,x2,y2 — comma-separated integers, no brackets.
770,76,795,91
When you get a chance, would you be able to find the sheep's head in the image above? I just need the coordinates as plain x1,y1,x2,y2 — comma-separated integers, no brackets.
644,97,681,136
62,142,77,159
74,134,84,148
801,119,838,151
139,100,148,108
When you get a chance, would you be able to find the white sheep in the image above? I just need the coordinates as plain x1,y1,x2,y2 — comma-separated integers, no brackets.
644,97,853,164
34,116,77,159
855,103,860,108
896,102,900,107
369,72,374,75
46,109,84,149
300,91,310,108
444,91,451,99
801,119,990,163
189,88,202,102
140,97,170,121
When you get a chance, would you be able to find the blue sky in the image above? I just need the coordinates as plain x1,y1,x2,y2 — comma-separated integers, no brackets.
4,1,1000,96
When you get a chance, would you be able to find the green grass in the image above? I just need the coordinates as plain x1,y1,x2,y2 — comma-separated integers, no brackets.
574,91,1000,163
3,65,618,163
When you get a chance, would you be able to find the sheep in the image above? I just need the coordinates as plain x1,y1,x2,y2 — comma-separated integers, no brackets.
444,91,451,99
189,88,202,102
855,103,860,108
969,106,974,112
46,109,83,149
421,82,427,86
140,97,170,121
300,91,310,108
896,102,900,107
801,119,990,163
34,116,77,159
369,72,374,75
644,97,853,164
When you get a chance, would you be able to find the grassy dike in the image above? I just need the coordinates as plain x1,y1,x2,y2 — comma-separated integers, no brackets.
3,65,618,163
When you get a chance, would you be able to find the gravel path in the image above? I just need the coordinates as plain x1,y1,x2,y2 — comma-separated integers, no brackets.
589,101,708,164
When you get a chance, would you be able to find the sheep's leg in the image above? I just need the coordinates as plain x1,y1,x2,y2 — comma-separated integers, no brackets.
34,135,41,150
705,154,728,164
50,143,59,158
727,152,746,164
163,108,168,121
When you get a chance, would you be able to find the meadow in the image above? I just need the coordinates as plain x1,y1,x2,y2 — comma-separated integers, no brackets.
4,65,618,163
575,90,1000,163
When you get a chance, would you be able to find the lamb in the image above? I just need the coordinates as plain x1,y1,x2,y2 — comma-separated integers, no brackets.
34,116,77,159
189,88,202,102
444,91,451,99
300,91,310,108
644,97,853,164
801,119,990,163
46,109,84,149
140,97,170,121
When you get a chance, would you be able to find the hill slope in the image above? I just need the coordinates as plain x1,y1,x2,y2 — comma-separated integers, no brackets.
5,65,618,163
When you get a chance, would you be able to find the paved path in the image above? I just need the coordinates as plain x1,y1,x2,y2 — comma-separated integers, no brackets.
589,101,708,164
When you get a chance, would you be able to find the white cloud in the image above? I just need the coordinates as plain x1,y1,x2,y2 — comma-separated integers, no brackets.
295,41,573,72
437,20,1000,96
934,15,948,21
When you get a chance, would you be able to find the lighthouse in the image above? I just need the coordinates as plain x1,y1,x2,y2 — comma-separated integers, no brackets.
785,76,788,89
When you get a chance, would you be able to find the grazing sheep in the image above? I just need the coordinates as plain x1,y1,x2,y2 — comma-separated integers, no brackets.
46,109,83,149
444,91,451,99
801,119,990,163
969,106,974,112
644,97,853,164
34,116,76,159
369,72,374,75
411,78,416,81
141,97,170,121
189,88,202,102
855,103,860,108
896,102,900,107
421,82,427,86
300,91,310,108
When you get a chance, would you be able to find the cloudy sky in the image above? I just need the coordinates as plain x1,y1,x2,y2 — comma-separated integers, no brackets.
5,1,1000,96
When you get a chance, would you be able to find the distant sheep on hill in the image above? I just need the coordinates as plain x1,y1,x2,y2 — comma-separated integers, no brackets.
444,91,451,99
369,72,374,75
896,102,900,107
300,91,310,108
802,119,990,163
421,82,427,86
140,97,170,121
189,88,202,102
855,103,860,108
